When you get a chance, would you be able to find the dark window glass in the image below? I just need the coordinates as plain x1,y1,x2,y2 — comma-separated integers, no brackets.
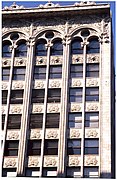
34,66,46,79
51,40,63,56
66,167,81,178
44,140,58,155
47,89,61,103
84,139,99,155
27,140,41,156
4,140,19,156
29,114,43,129
87,37,99,54
2,168,16,177
46,113,60,128
2,115,5,130
43,167,57,177
12,67,26,80
25,167,40,177
84,167,99,178
35,40,47,56
70,88,82,103
70,65,83,78
86,64,99,77
85,112,99,128
7,115,21,129
2,67,10,81
67,140,81,155
86,87,99,101
15,42,27,57
31,89,45,103
2,41,12,58
49,66,62,79
10,90,24,104
71,38,83,54
2,90,8,104
68,113,82,128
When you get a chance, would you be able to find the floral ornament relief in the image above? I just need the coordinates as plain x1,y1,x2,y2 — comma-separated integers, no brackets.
86,130,98,138
35,81,44,88
30,130,41,139
1,107,5,114
45,157,57,167
2,83,8,90
50,56,62,64
69,157,79,166
13,82,24,89
11,106,21,113
86,157,98,166
48,105,59,113
28,157,39,167
87,55,99,63
33,106,42,113
4,158,16,168
7,131,19,140
73,80,81,87
2,59,11,66
87,104,98,111
70,129,80,138
87,79,98,87
72,56,83,63
50,81,60,88
47,130,58,139
71,104,81,112
15,58,26,66
36,57,46,65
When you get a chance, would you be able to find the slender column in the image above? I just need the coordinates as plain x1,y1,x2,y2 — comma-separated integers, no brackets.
80,40,88,177
39,42,52,177
17,39,35,176
2,45,16,169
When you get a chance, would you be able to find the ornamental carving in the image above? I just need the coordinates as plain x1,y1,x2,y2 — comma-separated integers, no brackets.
87,104,98,111
50,56,62,65
50,81,60,88
14,58,26,66
69,156,79,166
35,81,44,88
70,130,80,138
36,57,46,65
86,157,98,166
3,2,24,10
1,107,5,114
71,105,81,112
33,106,42,113
13,82,24,89
74,1,96,6
2,83,8,90
47,130,58,139
30,130,41,139
72,56,83,64
2,59,11,66
39,2,60,8
86,130,98,138
87,55,99,63
4,158,16,168
28,157,39,167
11,106,21,113
87,79,98,87
45,157,57,167
73,80,81,87
7,131,19,140
48,105,59,113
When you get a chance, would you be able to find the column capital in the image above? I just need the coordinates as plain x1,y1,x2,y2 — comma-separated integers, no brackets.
26,36,35,46
62,34,71,45
45,41,53,48
81,40,89,47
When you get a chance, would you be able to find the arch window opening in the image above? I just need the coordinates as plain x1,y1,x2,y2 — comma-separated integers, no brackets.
35,39,47,56
87,37,100,54
71,38,83,55
2,41,12,58
15,41,27,57
51,39,63,56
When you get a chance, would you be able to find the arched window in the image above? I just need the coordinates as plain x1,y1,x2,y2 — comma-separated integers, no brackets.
87,37,100,54
35,39,47,56
2,41,12,58
15,41,27,57
71,38,83,55
51,39,63,56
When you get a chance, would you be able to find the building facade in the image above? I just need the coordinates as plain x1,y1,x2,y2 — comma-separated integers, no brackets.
1,1,115,178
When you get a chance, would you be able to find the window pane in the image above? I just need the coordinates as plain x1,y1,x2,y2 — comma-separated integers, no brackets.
48,89,61,103
4,141,19,156
10,90,24,104
71,38,83,54
32,89,45,103
44,140,58,155
70,88,82,103
25,167,40,177
70,65,83,78
66,167,81,178
27,140,41,156
15,43,27,57
84,167,99,177
2,90,8,104
8,115,21,129
69,113,82,128
2,42,12,58
49,66,62,79
29,114,43,129
51,40,63,56
46,113,60,128
87,38,99,54
13,67,26,80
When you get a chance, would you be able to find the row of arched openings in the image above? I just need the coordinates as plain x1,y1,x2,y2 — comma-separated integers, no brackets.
2,36,100,58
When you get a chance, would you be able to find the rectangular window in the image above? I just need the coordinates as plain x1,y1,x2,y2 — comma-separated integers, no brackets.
68,113,82,128
10,90,24,104
34,66,46,79
2,115,5,130
84,139,99,155
46,113,60,128
29,114,43,129
2,168,16,177
70,88,82,103
7,115,21,129
86,87,99,101
4,140,19,156
49,65,62,79
84,167,99,178
47,89,61,103
27,140,41,156
2,90,8,104
25,167,40,177
43,167,57,177
32,89,45,103
12,67,26,80
70,64,83,78
66,167,81,178
67,139,81,155
86,63,99,77
2,67,10,81
44,140,58,155
85,112,99,128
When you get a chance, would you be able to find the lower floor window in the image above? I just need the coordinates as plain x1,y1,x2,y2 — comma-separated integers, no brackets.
43,167,57,177
66,167,81,178
25,167,40,177
84,167,99,178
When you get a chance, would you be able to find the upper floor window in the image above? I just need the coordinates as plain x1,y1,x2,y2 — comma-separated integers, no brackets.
84,167,99,178
15,41,27,57
25,167,40,177
70,88,82,103
49,65,62,79
87,37,100,54
29,114,43,129
70,64,83,78
86,87,99,102
71,38,83,55
12,67,26,81
7,115,21,129
85,112,99,128
66,167,81,178
31,89,45,103
4,140,19,156
51,39,63,56
44,140,58,155
45,113,60,128
68,113,82,128
47,89,61,103
34,66,46,80
10,90,24,104
2,168,16,177
2,67,10,81
35,39,47,56
27,140,41,156
43,167,57,177
2,90,8,104
2,41,12,58
2,115,5,130
86,63,99,77
67,139,81,155
84,139,99,155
